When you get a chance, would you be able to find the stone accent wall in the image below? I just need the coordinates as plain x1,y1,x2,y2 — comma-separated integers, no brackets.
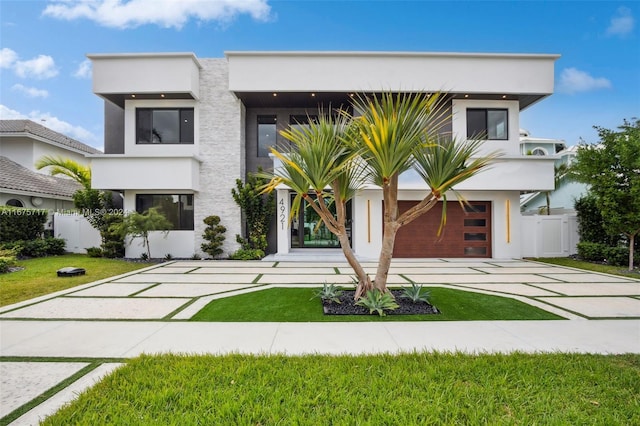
195,59,244,258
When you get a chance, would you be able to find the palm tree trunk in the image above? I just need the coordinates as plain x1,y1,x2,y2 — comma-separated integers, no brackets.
545,192,551,215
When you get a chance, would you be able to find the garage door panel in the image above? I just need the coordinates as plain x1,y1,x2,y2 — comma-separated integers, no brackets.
392,201,491,258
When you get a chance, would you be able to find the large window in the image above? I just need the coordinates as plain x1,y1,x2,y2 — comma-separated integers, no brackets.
135,194,194,230
136,108,194,144
466,109,508,140
258,115,277,157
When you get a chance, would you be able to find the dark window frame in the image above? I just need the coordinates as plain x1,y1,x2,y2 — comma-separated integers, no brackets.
136,108,194,144
257,115,277,157
134,194,194,231
466,108,508,140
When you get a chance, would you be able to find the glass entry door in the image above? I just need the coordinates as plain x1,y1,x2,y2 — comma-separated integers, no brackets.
290,194,351,248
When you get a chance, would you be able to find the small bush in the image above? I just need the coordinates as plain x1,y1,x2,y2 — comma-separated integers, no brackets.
312,283,343,304
576,242,607,262
201,215,226,258
401,283,431,303
604,246,630,267
229,248,264,260
0,248,17,273
100,213,125,258
86,247,103,258
44,237,66,255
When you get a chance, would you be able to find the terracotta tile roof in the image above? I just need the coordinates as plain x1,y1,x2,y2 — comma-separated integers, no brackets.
0,119,102,154
0,156,82,198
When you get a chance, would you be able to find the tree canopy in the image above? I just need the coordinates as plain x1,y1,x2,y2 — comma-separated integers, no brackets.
572,118,640,270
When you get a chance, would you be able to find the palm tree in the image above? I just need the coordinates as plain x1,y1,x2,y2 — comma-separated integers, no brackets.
350,92,500,292
35,155,92,189
265,91,500,297
542,163,570,215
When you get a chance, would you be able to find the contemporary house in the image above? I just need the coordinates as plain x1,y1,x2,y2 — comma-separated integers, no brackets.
88,51,559,259
0,120,101,213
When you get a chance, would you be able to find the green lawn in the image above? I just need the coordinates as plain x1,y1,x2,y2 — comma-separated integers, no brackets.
531,257,640,279
0,254,153,306
190,287,563,321
37,353,640,425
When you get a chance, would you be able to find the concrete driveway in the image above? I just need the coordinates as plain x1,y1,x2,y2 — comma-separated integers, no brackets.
1,258,639,425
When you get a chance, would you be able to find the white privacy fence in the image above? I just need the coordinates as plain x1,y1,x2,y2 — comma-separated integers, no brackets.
53,213,101,254
520,214,579,258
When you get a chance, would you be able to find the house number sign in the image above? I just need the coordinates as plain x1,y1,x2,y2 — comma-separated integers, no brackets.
279,198,286,230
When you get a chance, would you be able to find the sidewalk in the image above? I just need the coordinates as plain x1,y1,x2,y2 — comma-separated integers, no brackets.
1,258,639,425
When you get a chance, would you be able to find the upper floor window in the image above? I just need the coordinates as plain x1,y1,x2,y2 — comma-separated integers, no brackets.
466,109,508,140
258,115,277,157
135,194,194,230
136,108,194,144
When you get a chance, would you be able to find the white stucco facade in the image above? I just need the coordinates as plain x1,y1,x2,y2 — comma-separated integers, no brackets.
89,50,558,259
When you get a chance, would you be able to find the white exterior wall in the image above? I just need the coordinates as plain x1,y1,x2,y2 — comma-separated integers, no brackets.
227,51,557,95
91,156,200,190
0,137,91,171
90,53,201,99
352,189,522,260
452,99,520,156
194,59,243,258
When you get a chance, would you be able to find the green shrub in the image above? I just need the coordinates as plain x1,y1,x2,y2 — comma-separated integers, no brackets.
0,207,48,242
100,213,125,258
44,237,66,255
574,195,621,246
201,215,226,258
229,248,264,260
86,247,103,258
604,246,630,267
576,241,607,262
0,248,17,273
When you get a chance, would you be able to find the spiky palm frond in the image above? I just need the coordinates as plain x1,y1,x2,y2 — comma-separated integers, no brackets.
348,91,450,187
35,155,92,189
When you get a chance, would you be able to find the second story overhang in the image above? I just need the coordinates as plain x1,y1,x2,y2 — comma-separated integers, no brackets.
226,51,560,110
88,53,202,107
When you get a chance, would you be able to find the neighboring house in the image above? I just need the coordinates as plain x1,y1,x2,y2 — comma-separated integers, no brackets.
0,120,102,214
88,51,559,259
519,131,589,215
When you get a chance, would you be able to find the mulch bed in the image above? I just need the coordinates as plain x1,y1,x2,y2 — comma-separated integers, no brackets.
322,290,440,316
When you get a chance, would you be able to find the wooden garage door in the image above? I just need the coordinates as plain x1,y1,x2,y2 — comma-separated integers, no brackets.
392,201,492,258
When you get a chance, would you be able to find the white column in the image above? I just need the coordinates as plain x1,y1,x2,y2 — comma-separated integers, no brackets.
276,189,290,255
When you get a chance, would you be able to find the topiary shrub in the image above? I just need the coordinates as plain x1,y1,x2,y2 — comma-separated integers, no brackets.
201,215,226,258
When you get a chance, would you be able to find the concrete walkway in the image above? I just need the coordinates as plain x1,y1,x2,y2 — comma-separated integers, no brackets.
1,258,639,425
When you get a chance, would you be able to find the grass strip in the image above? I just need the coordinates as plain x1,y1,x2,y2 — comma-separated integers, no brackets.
531,257,640,279
0,254,154,307
0,362,102,426
190,287,562,322
40,353,640,425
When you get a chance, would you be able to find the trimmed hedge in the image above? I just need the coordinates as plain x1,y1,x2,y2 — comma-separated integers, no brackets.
576,242,634,267
0,237,66,258
0,207,48,242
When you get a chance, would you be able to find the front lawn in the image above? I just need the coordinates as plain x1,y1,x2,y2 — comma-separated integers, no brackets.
532,257,639,279
190,287,563,321
0,254,153,307
39,353,640,425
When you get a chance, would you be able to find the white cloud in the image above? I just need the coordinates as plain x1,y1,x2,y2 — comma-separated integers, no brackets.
557,68,612,94
606,7,635,37
14,55,59,79
0,48,18,69
0,104,100,147
73,59,92,79
42,0,272,29
11,84,49,98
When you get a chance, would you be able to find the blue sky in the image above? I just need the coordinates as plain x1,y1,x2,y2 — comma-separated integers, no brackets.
1,0,638,151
